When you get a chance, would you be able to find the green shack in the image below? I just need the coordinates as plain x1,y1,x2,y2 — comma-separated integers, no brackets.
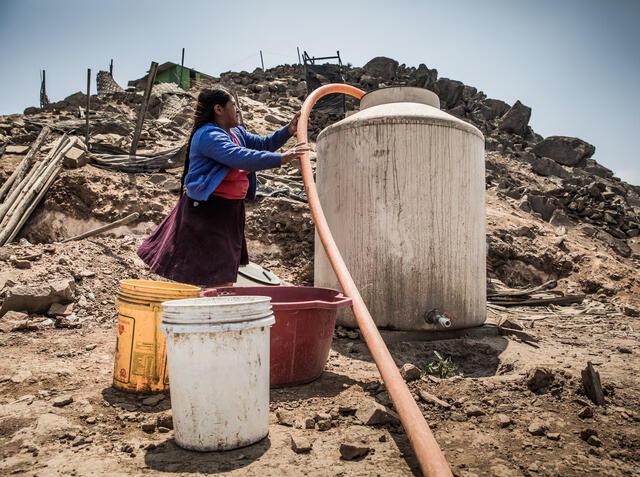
128,62,215,90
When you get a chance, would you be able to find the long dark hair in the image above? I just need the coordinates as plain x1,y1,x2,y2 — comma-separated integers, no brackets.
180,87,232,196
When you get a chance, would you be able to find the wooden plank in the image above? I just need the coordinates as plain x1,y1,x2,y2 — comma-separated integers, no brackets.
489,295,585,307
61,212,139,243
129,61,159,156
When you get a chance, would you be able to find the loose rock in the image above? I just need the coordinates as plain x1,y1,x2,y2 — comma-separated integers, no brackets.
528,420,548,436
526,367,555,394
290,434,312,454
52,395,74,407
399,363,422,382
356,399,399,426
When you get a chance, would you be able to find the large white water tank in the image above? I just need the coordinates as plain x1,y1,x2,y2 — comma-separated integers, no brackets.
314,87,485,331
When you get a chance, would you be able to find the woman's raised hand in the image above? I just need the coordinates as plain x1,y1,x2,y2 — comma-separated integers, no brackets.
281,142,310,164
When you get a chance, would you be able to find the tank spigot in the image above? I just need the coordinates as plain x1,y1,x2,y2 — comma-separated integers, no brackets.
425,309,453,328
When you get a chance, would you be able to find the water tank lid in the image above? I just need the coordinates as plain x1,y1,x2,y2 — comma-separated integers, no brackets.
238,262,281,286
360,87,440,110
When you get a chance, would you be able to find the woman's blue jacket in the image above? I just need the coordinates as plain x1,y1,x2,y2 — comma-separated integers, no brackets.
185,123,291,201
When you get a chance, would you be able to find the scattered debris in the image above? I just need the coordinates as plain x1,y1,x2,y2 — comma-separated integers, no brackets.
417,389,451,409
581,362,605,405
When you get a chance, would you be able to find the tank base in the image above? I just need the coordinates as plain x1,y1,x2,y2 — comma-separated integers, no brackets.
376,324,499,344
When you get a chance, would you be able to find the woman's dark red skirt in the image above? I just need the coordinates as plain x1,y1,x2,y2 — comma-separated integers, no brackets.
137,194,248,286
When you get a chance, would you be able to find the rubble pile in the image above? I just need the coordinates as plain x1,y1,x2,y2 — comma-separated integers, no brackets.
1,58,639,300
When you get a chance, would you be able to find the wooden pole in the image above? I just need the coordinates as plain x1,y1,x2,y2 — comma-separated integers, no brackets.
180,47,185,89
40,70,48,108
0,126,51,202
6,163,64,244
231,90,245,128
0,137,76,245
60,212,139,243
129,61,159,156
260,50,264,70
85,68,91,149
297,47,301,65
109,59,113,77
0,135,67,225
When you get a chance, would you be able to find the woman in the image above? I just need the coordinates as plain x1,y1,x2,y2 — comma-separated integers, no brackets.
137,87,309,287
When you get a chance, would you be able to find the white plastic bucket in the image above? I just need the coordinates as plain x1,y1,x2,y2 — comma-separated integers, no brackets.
160,296,275,451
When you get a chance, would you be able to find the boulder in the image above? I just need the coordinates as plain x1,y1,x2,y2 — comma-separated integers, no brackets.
532,136,595,166
435,78,464,109
0,278,76,317
531,156,570,178
483,98,511,120
413,63,438,90
595,230,632,258
362,57,399,82
526,193,559,222
498,100,531,136
63,91,88,107
582,159,613,178
549,209,574,227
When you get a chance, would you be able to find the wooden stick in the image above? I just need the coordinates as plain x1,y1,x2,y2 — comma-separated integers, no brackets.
0,135,67,225
0,138,75,245
231,90,245,128
487,280,557,297
85,68,91,150
0,126,51,202
6,164,63,244
0,138,73,234
489,295,585,307
129,61,159,156
60,212,139,243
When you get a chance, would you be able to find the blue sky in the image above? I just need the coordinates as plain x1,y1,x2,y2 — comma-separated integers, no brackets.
1,0,638,185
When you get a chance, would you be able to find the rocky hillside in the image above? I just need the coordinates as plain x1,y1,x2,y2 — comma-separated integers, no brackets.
1,56,637,311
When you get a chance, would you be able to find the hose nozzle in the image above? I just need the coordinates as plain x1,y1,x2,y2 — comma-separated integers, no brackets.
425,309,453,328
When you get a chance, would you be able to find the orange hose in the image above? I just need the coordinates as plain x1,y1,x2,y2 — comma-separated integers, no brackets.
297,84,453,477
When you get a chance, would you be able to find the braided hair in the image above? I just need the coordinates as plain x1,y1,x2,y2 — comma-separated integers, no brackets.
180,87,232,196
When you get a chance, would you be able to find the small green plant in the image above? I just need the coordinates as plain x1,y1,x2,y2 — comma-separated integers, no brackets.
425,351,460,379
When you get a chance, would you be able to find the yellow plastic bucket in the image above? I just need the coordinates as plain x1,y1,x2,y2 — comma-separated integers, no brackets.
113,280,201,393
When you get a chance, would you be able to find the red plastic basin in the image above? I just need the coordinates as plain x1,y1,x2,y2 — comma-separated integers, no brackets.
201,286,352,387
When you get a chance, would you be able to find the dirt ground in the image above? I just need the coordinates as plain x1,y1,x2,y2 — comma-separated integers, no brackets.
0,246,638,476
0,156,639,476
